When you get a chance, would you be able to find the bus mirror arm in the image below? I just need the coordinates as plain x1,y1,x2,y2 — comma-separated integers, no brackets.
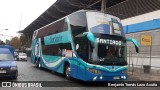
126,38,140,53
75,34,85,38
83,32,95,43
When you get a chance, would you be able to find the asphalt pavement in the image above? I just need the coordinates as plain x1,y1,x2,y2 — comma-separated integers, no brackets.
0,58,159,90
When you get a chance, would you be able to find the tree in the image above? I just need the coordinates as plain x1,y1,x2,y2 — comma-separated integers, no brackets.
0,41,5,45
20,34,27,47
20,34,31,48
10,37,21,49
0,39,5,45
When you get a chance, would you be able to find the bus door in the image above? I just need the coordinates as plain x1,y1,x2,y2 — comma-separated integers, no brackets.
75,37,88,80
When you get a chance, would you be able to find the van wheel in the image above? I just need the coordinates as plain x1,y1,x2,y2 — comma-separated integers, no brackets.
65,64,71,80
12,71,18,79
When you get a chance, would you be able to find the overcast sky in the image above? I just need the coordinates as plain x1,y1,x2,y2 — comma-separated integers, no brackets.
0,0,57,42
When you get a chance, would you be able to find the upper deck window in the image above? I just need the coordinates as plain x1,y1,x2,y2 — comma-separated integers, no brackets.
33,31,38,39
111,18,122,35
68,11,87,38
36,18,66,38
86,12,110,34
113,22,120,31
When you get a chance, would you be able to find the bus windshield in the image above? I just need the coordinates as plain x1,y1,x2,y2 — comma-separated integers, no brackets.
97,44,125,61
89,37,127,66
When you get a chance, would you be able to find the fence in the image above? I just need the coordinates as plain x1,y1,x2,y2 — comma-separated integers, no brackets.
127,45,160,76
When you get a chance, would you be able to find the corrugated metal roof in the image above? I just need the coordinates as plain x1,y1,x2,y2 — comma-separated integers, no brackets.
20,0,126,34
21,0,160,35
106,0,160,19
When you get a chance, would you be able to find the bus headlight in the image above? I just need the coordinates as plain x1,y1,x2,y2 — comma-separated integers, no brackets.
87,68,102,74
122,70,127,74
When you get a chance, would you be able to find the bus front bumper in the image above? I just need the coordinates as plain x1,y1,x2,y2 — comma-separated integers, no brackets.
85,72,127,81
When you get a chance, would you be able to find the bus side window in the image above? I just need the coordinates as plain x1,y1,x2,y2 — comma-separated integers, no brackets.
41,37,44,45
33,31,38,39
59,43,72,56
55,31,58,33
48,33,52,36
75,37,89,61
63,22,68,31
59,43,72,50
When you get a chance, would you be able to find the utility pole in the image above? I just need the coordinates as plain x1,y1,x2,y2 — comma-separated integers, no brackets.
19,10,23,31
101,0,107,12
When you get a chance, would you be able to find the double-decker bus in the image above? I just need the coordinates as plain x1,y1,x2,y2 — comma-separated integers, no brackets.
31,10,139,81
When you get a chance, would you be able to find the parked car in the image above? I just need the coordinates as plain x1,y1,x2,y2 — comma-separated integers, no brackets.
17,53,27,61
0,48,18,79
14,51,18,59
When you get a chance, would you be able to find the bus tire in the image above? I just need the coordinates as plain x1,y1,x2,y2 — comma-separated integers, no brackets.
35,60,39,68
36,58,41,69
65,63,71,80
37,59,42,69
35,57,38,67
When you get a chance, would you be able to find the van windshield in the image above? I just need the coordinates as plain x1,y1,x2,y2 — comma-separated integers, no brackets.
0,54,14,60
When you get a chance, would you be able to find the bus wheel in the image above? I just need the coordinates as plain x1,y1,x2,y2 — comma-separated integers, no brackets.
38,60,42,69
36,60,41,69
65,64,71,80
36,60,39,68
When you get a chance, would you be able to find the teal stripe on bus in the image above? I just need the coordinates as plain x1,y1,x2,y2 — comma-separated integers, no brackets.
44,31,71,45
42,55,61,63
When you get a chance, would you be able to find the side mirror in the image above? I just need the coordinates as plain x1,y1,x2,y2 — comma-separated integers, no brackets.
83,32,95,43
126,38,140,53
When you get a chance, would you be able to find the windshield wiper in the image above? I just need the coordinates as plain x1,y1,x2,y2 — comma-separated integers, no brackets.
88,58,100,65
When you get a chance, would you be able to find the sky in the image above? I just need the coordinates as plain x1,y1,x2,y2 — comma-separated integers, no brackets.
0,0,57,42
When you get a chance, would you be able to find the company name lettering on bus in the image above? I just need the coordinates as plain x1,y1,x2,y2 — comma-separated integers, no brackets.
96,38,122,45
50,35,62,43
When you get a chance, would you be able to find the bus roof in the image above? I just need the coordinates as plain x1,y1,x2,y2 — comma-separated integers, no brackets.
33,10,120,33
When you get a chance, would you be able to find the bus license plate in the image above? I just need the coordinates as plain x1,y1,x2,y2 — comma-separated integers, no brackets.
0,70,6,73
113,76,120,80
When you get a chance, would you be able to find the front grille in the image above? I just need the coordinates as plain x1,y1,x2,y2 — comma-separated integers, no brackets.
0,67,10,70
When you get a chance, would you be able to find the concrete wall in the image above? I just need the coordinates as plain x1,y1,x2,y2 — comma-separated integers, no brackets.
121,10,160,55
122,10,160,26
126,29,160,55
122,10,160,68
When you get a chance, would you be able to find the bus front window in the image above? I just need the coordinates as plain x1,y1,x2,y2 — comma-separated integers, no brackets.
98,44,125,61
90,39,127,66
